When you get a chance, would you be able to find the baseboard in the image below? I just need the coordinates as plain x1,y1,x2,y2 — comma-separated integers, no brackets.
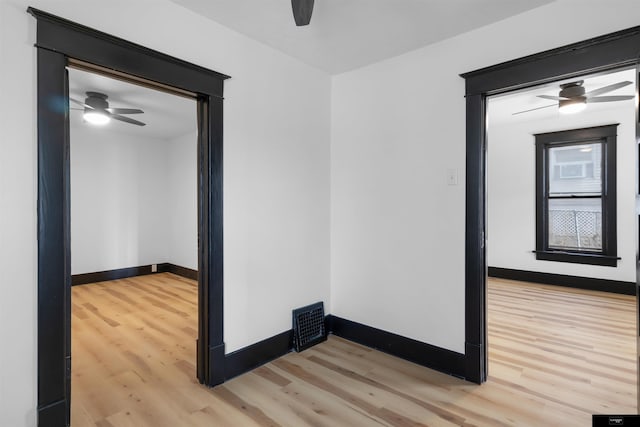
72,263,198,285
158,263,198,280
38,398,68,427
327,315,467,380
222,317,468,382
224,330,293,380
71,265,156,285
488,267,636,296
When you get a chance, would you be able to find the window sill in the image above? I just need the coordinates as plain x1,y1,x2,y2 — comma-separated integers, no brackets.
532,250,619,267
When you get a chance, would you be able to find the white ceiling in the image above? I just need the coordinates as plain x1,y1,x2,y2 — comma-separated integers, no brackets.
488,68,637,124
68,67,196,140
169,0,552,74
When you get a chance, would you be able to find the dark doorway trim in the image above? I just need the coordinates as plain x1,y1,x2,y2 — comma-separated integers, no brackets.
29,8,229,426
461,26,640,385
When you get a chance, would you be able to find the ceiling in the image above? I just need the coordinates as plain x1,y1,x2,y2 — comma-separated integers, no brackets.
68,67,196,140
487,68,637,124
169,0,552,74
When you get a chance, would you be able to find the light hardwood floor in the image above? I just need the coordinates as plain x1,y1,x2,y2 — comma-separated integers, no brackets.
71,273,637,426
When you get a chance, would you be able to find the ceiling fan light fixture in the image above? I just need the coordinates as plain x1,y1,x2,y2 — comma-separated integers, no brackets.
558,97,586,114
83,110,111,125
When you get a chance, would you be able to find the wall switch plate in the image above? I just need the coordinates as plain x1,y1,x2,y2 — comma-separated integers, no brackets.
447,168,458,186
151,264,157,273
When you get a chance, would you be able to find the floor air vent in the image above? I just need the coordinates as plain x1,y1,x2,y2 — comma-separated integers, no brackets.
292,302,326,352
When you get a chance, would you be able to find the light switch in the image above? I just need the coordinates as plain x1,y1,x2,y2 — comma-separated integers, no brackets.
447,168,458,186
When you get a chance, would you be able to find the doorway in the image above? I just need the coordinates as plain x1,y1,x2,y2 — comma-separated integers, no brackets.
461,22,640,410
484,67,637,414
67,66,200,423
30,8,229,426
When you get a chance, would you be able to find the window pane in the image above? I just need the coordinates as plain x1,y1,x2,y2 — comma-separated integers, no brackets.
548,143,601,195
548,198,602,251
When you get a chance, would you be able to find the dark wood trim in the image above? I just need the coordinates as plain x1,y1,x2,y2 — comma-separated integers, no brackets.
464,93,487,384
219,316,472,383
37,399,67,427
208,95,225,386
462,24,640,387
461,25,640,95
535,125,618,267
72,265,156,285
196,96,210,385
488,267,636,295
534,123,619,143
159,263,198,280
30,8,228,425
71,263,198,285
37,47,71,427
532,251,619,267
224,330,293,381
327,315,466,380
27,8,229,96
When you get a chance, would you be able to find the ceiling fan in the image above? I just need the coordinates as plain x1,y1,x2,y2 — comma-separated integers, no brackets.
513,80,634,115
70,92,146,126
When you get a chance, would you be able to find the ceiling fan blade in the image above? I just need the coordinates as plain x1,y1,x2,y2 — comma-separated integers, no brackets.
292,0,314,26
585,80,632,97
69,97,92,109
109,113,146,126
586,95,635,103
106,108,144,115
537,95,566,101
512,104,557,115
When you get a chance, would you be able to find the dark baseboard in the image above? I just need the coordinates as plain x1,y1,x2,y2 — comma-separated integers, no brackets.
224,330,293,381
327,315,467,380
38,398,68,427
72,263,198,285
159,263,198,280
222,317,468,384
488,266,636,296
71,265,155,285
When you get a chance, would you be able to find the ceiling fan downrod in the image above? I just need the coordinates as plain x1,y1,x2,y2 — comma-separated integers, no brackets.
292,0,314,26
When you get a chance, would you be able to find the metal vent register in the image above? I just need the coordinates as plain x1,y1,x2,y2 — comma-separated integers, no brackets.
292,302,326,352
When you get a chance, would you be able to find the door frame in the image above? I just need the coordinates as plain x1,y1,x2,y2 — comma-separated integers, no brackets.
461,24,640,394
29,8,230,426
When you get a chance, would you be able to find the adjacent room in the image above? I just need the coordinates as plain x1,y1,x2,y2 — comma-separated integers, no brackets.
67,67,201,424
486,67,638,416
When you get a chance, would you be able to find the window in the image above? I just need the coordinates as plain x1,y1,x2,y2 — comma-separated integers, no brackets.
534,125,618,266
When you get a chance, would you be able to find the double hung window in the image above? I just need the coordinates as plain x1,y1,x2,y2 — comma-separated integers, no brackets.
534,125,618,266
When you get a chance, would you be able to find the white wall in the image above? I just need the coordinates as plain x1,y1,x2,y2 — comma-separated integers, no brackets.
4,0,640,425
70,125,170,274
167,130,198,270
0,0,331,425
330,0,640,355
487,100,636,284
71,125,197,275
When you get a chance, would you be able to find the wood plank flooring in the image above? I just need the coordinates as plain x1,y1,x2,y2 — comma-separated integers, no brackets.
71,273,637,426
